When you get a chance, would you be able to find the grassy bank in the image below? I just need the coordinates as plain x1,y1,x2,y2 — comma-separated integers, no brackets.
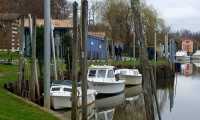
88,58,169,68
0,64,59,120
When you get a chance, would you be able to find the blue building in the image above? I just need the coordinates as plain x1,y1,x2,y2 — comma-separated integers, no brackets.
87,32,108,59
23,19,108,60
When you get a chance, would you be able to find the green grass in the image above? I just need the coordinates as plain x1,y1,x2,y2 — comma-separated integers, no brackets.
0,64,59,120
0,51,19,60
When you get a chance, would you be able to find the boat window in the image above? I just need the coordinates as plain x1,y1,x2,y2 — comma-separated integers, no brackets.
88,70,96,77
63,88,72,92
107,70,115,78
51,87,60,91
97,70,107,78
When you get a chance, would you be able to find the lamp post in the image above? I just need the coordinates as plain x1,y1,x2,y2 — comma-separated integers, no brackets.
44,0,51,109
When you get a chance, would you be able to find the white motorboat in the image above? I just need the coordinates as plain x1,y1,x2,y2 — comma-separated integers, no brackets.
192,50,200,61
87,65,125,95
50,80,96,109
175,51,190,62
115,69,142,85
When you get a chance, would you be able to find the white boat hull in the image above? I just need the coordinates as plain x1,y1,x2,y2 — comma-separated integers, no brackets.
175,56,190,62
88,81,125,94
51,92,95,109
191,55,200,61
119,75,142,85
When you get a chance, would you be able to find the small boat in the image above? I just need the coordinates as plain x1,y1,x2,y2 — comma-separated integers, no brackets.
87,65,125,95
50,80,96,110
192,50,200,61
175,51,190,63
115,69,142,85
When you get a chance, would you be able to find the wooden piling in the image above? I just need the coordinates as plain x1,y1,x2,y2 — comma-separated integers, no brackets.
81,0,88,120
131,0,156,120
18,16,25,96
71,2,79,120
29,14,36,101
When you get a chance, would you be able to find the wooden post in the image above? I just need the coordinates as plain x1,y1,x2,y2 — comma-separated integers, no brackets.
154,31,157,62
32,16,40,103
131,0,156,120
154,31,157,83
71,2,79,120
29,14,36,101
51,21,58,80
81,0,88,120
150,68,162,120
18,16,25,96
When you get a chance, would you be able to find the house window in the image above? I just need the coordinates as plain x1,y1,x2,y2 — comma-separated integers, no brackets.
99,45,102,49
91,41,94,46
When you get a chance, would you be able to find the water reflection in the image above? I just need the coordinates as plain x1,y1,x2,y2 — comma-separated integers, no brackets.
181,63,193,76
55,63,200,120
156,63,200,120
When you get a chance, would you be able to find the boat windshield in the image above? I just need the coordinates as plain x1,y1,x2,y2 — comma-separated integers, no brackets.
88,70,96,78
107,70,115,78
97,70,107,78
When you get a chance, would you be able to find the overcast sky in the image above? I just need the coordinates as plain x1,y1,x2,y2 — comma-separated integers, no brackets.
145,0,200,32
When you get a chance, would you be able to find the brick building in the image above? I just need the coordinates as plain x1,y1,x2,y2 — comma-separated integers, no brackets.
0,14,20,51
181,38,193,53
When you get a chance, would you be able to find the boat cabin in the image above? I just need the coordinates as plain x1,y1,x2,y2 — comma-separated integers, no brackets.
88,66,116,81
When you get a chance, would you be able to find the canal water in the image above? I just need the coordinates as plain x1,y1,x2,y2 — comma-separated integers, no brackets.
157,63,200,120
56,63,200,120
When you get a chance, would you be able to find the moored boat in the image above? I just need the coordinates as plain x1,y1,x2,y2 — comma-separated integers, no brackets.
115,69,142,85
175,50,190,63
50,80,96,109
192,50,200,61
87,65,125,95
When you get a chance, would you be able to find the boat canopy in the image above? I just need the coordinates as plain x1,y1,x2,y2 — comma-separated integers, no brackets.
176,51,188,56
193,50,200,56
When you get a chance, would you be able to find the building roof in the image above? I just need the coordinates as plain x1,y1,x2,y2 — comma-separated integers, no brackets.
24,19,73,28
88,32,106,39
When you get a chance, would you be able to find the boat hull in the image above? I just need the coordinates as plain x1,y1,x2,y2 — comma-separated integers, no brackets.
119,75,142,85
51,93,95,109
88,81,125,95
191,55,200,61
175,56,190,63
